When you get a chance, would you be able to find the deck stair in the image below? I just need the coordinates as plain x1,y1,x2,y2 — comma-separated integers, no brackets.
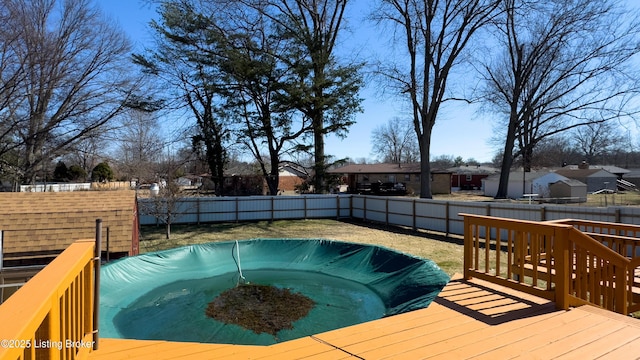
463,214,640,316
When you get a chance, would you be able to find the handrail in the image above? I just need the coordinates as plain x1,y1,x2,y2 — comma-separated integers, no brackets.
547,218,640,237
462,213,638,315
0,240,95,360
564,228,630,314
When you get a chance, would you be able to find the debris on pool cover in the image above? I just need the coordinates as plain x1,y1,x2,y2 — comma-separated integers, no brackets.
205,284,315,336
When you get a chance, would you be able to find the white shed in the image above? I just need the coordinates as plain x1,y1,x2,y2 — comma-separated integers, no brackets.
482,171,569,199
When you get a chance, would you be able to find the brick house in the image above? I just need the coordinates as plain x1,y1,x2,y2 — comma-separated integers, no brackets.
448,165,498,190
328,163,452,195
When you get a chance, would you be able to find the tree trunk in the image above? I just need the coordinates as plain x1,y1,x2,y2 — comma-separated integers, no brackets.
267,159,280,195
313,114,326,194
419,127,433,199
495,124,517,199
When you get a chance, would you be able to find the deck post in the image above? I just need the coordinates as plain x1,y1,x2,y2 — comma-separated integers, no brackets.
0,230,3,271
554,227,571,310
94,219,102,350
463,215,472,280
615,263,628,314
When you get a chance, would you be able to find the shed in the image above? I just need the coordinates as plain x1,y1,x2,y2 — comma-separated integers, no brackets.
431,171,453,195
0,190,139,266
548,179,588,202
482,171,564,199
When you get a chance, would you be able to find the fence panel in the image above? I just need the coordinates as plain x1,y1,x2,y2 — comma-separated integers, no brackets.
139,195,640,236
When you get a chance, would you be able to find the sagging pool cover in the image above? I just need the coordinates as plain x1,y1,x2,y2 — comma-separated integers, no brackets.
100,239,450,345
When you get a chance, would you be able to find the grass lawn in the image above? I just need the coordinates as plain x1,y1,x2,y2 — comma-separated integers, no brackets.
140,219,465,276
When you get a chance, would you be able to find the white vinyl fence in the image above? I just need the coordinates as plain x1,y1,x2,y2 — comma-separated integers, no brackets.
138,194,640,237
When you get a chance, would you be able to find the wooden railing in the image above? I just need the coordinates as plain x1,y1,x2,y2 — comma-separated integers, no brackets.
0,240,96,360
547,219,640,258
462,214,639,315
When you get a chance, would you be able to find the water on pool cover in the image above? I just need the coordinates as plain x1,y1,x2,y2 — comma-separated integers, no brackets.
113,269,386,345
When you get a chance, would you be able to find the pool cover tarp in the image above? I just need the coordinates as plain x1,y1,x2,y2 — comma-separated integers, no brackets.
100,239,450,345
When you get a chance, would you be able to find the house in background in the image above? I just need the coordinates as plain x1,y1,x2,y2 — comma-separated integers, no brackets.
278,162,308,193
327,163,452,195
554,168,618,193
328,163,421,194
0,190,139,267
563,162,630,179
448,165,499,190
220,162,309,195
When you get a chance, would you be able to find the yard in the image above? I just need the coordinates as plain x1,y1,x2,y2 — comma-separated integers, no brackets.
139,219,465,276
434,189,640,206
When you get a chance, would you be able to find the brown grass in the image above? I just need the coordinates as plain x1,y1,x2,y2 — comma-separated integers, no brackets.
435,190,640,207
140,219,464,276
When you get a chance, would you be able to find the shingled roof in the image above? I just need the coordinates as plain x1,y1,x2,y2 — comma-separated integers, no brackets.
328,163,422,174
0,190,138,262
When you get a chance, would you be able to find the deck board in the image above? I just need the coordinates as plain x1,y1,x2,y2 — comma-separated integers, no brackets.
89,277,640,359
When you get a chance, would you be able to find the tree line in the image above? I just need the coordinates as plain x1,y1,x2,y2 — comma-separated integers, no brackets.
1,0,639,199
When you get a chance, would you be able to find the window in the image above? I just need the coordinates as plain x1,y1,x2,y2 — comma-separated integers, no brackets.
466,175,472,181
388,175,396,183
404,174,411,181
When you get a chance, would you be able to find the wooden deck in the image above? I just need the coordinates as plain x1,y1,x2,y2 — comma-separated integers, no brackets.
89,277,640,359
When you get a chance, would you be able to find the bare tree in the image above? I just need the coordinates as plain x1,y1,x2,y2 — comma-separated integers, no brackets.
65,132,107,179
115,110,165,183
374,0,501,198
482,0,640,198
572,122,624,165
0,0,136,184
370,117,419,163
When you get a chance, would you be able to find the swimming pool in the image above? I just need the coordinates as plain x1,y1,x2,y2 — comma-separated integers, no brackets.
99,239,449,345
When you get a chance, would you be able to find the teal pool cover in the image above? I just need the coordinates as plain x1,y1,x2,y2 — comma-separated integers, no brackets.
100,239,450,345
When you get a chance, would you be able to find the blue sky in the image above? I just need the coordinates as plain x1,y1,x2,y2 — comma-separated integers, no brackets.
102,0,609,164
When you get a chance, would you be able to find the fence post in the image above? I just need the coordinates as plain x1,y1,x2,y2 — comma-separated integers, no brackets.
94,219,102,350
197,197,201,225
540,206,546,221
270,196,275,223
445,202,450,236
385,198,389,226
336,195,340,220
412,199,417,231
235,197,239,223
363,196,367,222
